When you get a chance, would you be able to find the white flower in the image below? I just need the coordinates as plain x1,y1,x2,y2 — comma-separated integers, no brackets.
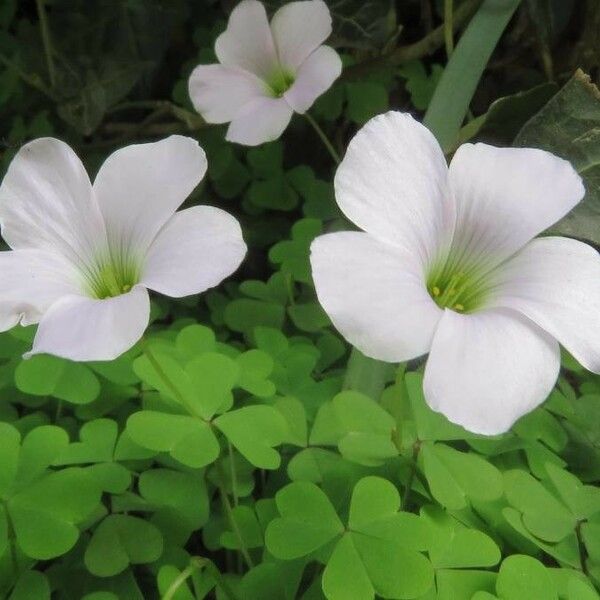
310,111,598,435
188,0,342,146
0,136,246,361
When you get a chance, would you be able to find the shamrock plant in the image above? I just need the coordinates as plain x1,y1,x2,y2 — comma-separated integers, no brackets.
126,325,288,469
266,477,434,600
0,0,600,599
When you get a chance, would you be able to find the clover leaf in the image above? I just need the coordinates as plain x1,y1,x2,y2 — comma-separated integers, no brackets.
134,345,239,420
8,571,50,600
139,468,209,538
421,443,503,509
266,477,434,600
496,555,557,600
332,391,397,466
84,514,163,577
236,349,276,398
504,469,576,542
420,505,500,569
10,467,100,559
53,418,118,465
15,355,100,404
126,411,219,468
0,423,101,560
214,405,288,469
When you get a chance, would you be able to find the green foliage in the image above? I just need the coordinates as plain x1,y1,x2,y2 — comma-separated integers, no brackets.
85,515,163,577
15,355,100,404
398,61,444,111
515,70,600,246
424,0,522,150
1,0,599,598
266,477,434,600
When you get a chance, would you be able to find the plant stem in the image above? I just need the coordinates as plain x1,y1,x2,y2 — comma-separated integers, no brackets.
304,113,340,164
343,0,481,80
163,563,197,600
162,557,241,600
3,503,18,579
284,273,296,307
576,521,589,575
107,100,175,114
35,0,56,87
216,463,255,569
204,560,241,600
0,53,57,101
401,441,422,511
444,0,455,57
228,440,239,507
55,398,63,422
141,338,199,418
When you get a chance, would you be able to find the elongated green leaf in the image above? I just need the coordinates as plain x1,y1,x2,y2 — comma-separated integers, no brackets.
424,0,522,150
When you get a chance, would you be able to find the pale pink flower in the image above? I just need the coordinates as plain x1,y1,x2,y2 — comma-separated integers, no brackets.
188,0,342,146
0,136,246,361
310,111,597,435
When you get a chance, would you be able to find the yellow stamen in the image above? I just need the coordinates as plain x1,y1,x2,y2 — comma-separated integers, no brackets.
432,286,440,297
454,303,465,311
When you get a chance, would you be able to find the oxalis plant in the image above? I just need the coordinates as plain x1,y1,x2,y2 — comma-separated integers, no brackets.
0,0,599,599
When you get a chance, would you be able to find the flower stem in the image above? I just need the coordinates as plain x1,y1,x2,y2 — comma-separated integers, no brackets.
304,113,340,164
35,0,56,88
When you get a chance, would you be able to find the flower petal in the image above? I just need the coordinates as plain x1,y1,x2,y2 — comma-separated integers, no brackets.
215,0,278,80
448,143,585,269
334,112,452,263
0,138,107,268
0,249,79,330
271,0,333,70
424,308,560,435
93,136,207,258
188,64,267,124
284,46,342,113
491,236,600,373
310,232,442,362
28,285,150,361
226,96,293,146
141,206,246,298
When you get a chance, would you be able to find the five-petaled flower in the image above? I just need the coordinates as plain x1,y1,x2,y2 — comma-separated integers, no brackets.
310,111,600,435
0,136,246,361
188,0,342,146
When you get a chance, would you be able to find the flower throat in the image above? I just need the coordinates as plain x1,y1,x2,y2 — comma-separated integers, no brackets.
267,68,295,97
426,259,492,314
84,255,140,300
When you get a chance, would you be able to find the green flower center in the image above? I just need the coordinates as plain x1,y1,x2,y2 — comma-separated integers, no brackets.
266,68,295,97
83,255,141,300
426,257,493,313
